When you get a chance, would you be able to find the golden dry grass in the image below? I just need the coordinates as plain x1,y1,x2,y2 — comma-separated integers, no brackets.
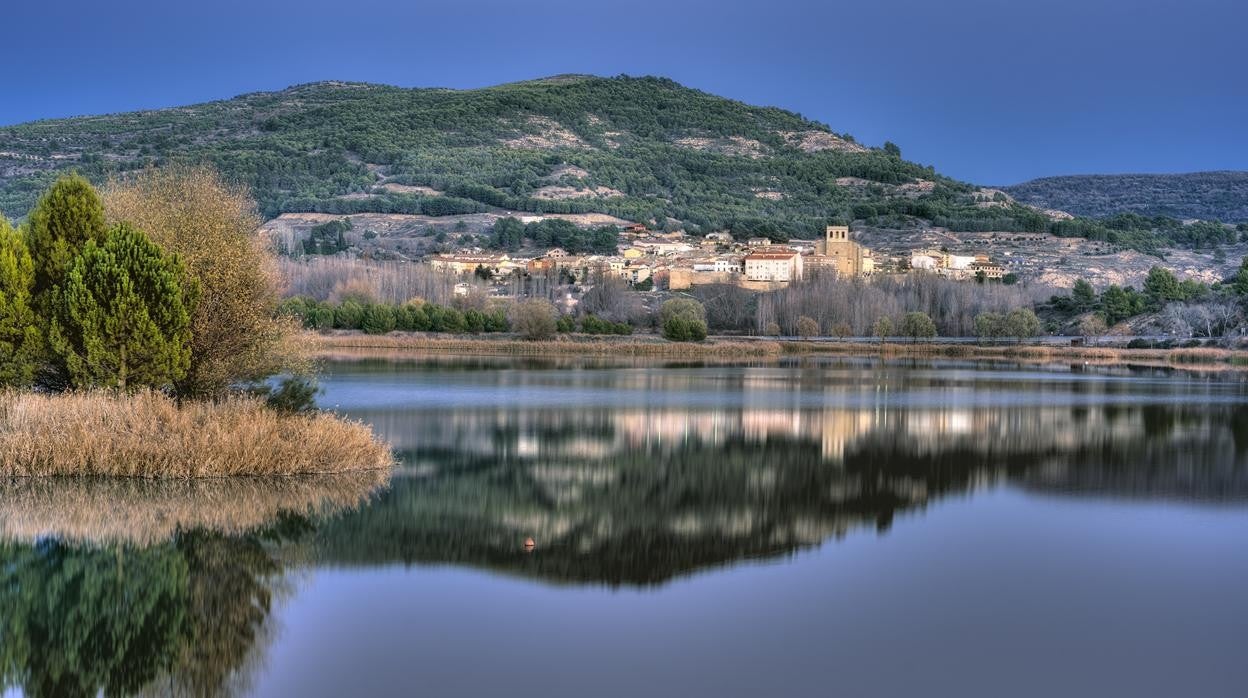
0,471,390,545
0,391,393,478
309,331,784,358
778,340,1248,369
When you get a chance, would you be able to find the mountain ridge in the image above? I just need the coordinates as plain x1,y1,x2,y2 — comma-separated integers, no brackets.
1003,171,1248,223
1,75,1240,254
0,74,1040,240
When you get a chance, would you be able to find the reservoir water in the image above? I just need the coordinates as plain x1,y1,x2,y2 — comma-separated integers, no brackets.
2,357,1246,697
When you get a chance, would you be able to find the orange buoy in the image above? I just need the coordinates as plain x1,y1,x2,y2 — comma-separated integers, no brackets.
523,537,535,551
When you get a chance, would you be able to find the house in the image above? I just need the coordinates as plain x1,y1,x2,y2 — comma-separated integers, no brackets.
747,237,772,247
430,253,514,276
743,248,803,282
632,238,695,256
971,254,1006,280
622,247,645,259
690,257,742,274
527,257,557,274
623,264,652,284
547,247,569,258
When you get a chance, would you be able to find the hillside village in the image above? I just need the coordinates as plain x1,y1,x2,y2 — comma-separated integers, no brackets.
423,223,1010,296
263,209,1248,304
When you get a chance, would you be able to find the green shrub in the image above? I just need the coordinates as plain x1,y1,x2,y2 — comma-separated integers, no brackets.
360,304,397,335
333,301,364,329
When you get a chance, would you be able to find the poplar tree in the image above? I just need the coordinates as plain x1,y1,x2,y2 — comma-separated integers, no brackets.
49,224,196,391
0,218,41,387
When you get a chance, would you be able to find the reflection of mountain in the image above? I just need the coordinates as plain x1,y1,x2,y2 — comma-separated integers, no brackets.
307,402,1248,587
5,365,1248,694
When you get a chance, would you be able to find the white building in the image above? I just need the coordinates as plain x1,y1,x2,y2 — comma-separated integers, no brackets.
743,248,803,282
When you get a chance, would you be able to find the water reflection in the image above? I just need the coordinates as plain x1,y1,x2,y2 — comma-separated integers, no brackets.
2,359,1247,696
0,474,387,698
312,400,1248,587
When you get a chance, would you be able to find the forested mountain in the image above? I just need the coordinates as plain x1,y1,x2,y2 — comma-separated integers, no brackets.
1004,171,1248,223
1,75,1239,251
0,75,1052,238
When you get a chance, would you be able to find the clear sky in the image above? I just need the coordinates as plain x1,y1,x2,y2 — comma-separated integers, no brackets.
2,0,1244,184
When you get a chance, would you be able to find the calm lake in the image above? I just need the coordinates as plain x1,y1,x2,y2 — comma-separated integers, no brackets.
3,356,1247,697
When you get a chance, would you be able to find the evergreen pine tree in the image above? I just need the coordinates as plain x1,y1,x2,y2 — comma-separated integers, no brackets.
49,224,196,390
0,218,41,387
24,173,108,307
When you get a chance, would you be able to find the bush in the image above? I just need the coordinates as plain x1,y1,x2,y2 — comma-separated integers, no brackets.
334,301,365,329
661,298,708,342
900,311,937,342
360,304,397,335
662,316,708,342
250,375,322,414
511,299,558,340
580,314,632,335
796,316,820,338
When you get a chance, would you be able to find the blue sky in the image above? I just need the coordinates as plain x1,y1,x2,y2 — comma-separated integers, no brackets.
1,0,1244,184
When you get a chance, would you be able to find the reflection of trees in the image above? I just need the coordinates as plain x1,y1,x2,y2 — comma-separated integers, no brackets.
0,532,289,698
0,541,188,698
0,473,384,698
311,403,1248,587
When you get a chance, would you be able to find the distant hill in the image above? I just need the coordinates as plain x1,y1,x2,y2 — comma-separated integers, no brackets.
1003,171,1248,223
0,75,1047,239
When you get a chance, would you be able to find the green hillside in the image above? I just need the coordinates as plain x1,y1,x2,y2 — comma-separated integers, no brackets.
0,75,1236,251
1004,171,1248,223
0,75,1046,237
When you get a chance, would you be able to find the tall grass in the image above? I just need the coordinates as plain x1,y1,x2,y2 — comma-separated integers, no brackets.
777,340,1248,368
310,332,784,357
0,391,393,478
0,472,390,544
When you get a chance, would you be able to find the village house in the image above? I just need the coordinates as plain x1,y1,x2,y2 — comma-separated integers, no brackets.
430,253,517,276
971,254,1006,280
746,237,772,248
743,247,803,282
632,237,695,256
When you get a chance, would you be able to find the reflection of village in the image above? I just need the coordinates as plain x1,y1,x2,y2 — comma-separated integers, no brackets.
369,402,1151,465
429,224,1008,295
334,390,1248,588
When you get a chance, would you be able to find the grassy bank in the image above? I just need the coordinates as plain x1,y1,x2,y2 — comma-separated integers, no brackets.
307,330,1248,369
309,331,784,358
0,391,393,478
777,340,1248,368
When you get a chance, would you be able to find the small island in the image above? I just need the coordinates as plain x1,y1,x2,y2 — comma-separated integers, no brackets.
0,167,391,477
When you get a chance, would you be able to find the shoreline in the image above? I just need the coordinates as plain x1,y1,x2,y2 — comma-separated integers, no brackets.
308,330,1248,370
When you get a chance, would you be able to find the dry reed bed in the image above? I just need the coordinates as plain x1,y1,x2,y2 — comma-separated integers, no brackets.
0,471,390,545
779,341,1248,368
309,332,784,358
0,391,394,478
